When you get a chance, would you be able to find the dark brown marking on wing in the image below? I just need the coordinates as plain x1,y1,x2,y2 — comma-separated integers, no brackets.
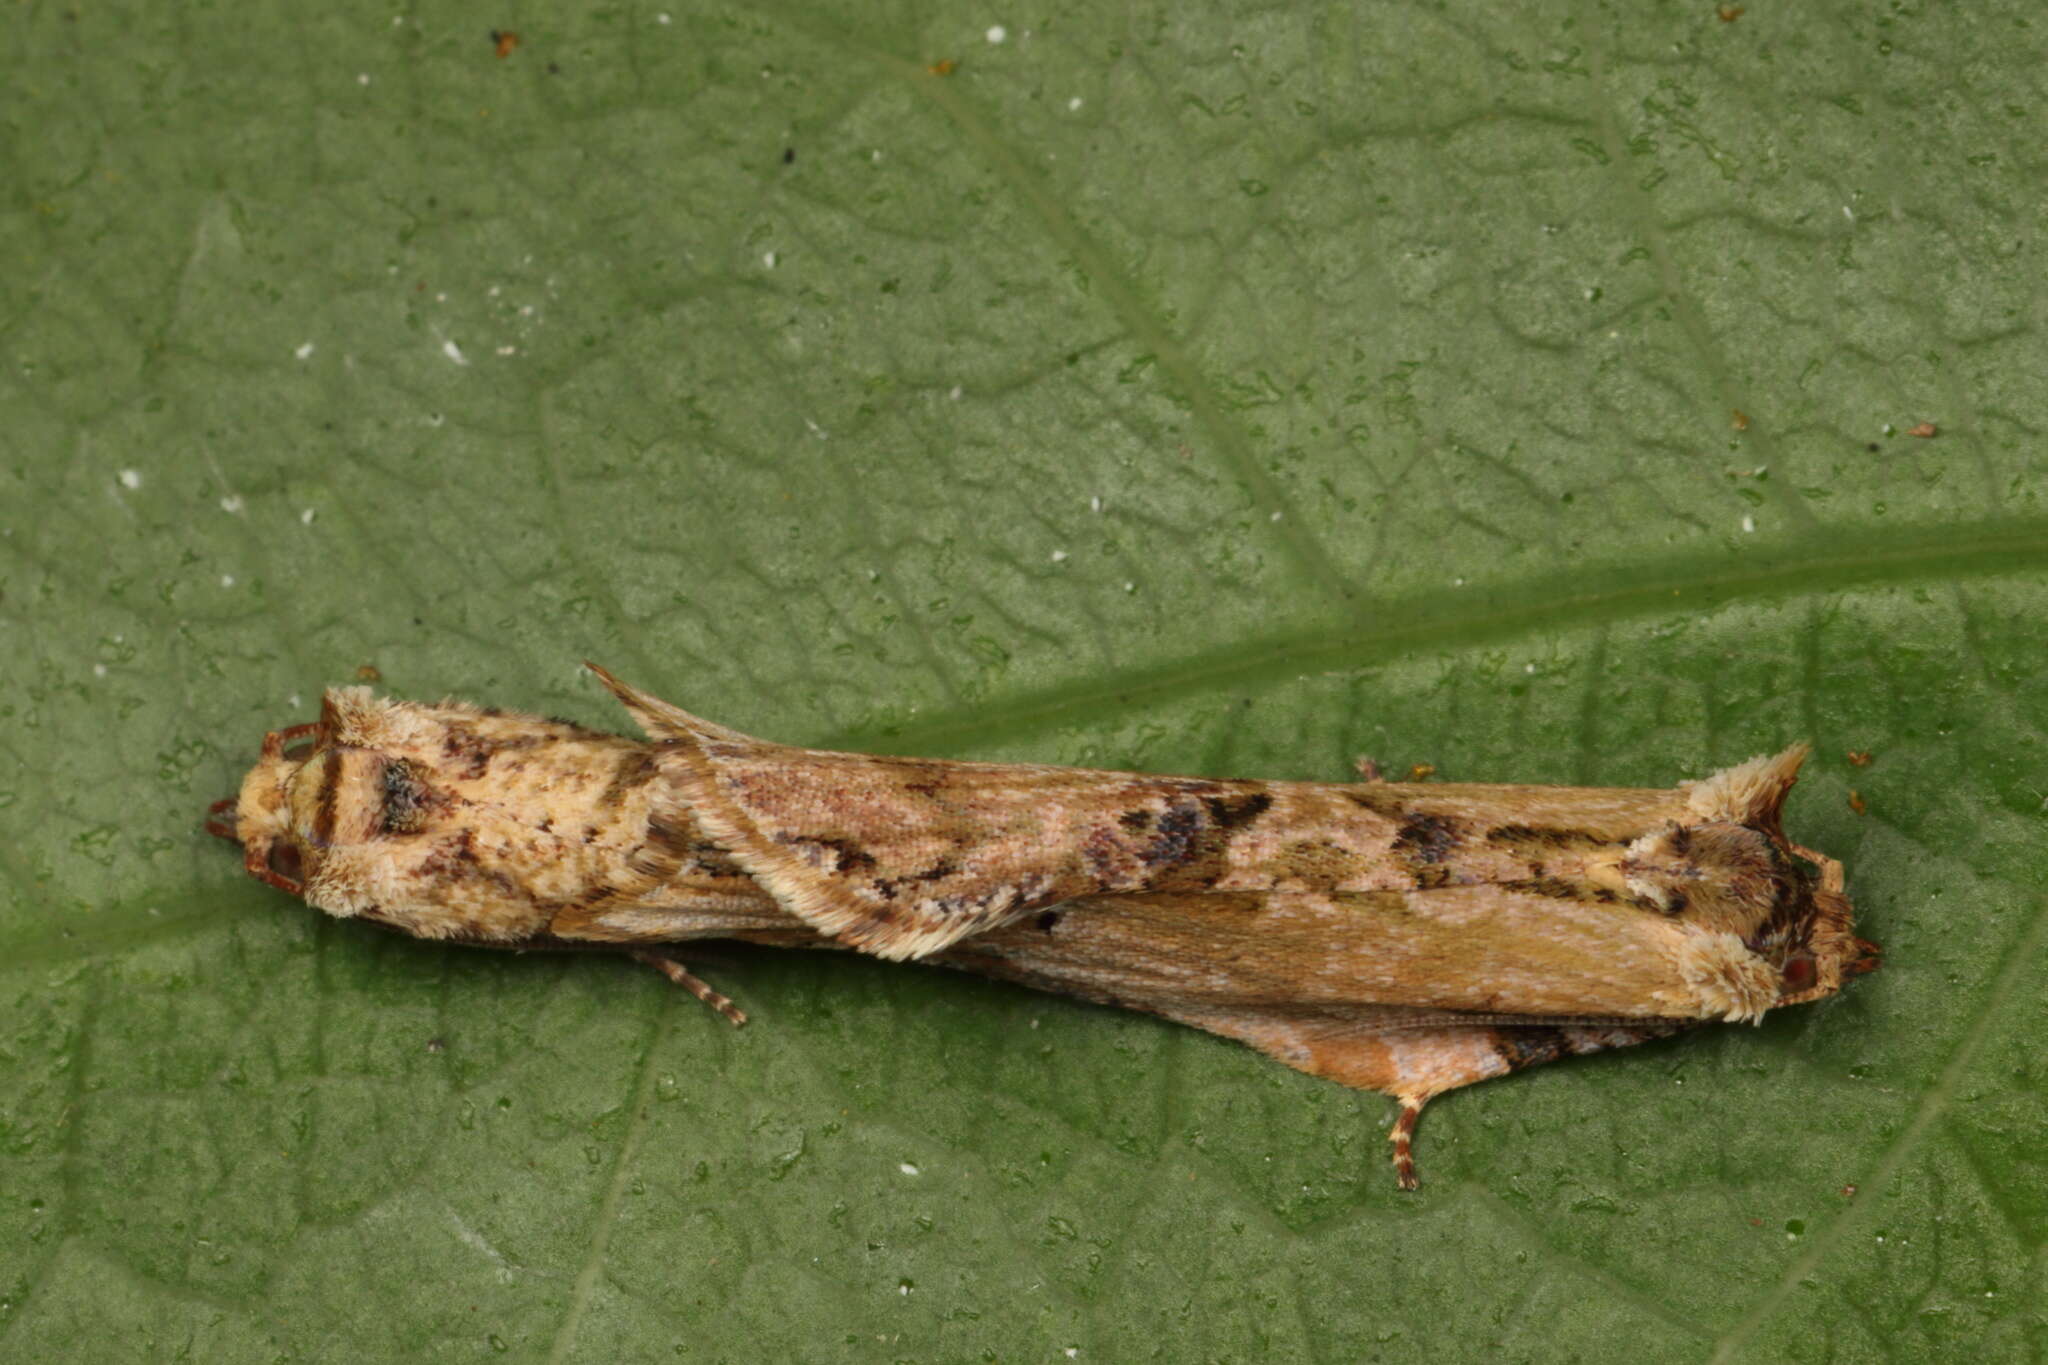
1138,799,1205,870
379,757,432,834
1486,824,1609,854
1130,796,1252,892
625,814,692,879
1500,875,1623,904
311,751,343,848
775,833,878,875
874,856,960,902
1393,812,1459,865
1393,811,1462,889
1201,791,1273,830
439,723,560,780
441,725,497,779
597,749,661,808
1491,1026,1573,1072
415,829,525,902
686,840,749,879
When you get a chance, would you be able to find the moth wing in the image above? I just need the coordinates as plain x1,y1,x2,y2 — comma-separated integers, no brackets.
1161,1002,1691,1188
1157,1001,1693,1106
588,665,1286,961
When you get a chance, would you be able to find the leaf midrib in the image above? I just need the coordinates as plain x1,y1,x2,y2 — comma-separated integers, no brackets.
825,516,2048,752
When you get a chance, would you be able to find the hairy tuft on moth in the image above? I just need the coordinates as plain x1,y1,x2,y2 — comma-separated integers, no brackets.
209,665,1878,1189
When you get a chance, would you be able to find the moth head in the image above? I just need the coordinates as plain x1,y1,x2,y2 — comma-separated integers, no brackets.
1630,745,1876,1018
1768,877,1878,1008
207,720,322,897
208,690,450,904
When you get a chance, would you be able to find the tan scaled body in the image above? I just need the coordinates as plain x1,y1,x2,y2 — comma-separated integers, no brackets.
210,665,1877,1188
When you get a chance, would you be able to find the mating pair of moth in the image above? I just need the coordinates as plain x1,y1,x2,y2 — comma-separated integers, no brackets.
209,665,1877,1187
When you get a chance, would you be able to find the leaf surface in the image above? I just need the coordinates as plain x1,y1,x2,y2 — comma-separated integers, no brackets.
3,4,2045,1361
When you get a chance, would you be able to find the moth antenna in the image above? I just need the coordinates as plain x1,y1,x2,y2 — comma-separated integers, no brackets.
1789,841,1846,893
262,721,324,758
633,951,748,1027
204,797,238,841
1390,1096,1426,1191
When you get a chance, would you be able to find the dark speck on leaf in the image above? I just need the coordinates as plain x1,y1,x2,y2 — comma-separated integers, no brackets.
783,147,796,164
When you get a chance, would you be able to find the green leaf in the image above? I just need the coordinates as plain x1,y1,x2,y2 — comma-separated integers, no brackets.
4,3,2044,1360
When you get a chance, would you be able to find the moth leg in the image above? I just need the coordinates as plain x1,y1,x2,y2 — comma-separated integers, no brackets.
1390,1095,1427,1191
243,839,304,897
632,951,747,1027
1353,756,1435,782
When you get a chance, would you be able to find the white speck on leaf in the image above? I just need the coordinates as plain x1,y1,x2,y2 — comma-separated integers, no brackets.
1742,515,1757,533
220,574,236,588
986,25,1007,43
448,1213,517,1285
93,663,107,677
1050,549,1068,563
441,339,468,366
300,508,317,525
356,72,370,86
294,341,315,360
1090,495,1103,513
118,469,143,490
949,385,963,400
763,250,778,268
220,495,244,514
898,1162,920,1176
1068,97,1083,111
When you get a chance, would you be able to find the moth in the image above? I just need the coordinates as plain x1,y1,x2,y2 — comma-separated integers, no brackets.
208,666,1877,1188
